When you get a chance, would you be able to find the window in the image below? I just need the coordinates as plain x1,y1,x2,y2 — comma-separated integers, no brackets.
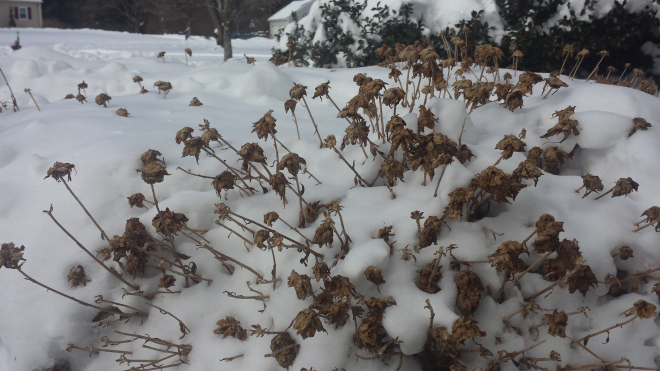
18,7,28,20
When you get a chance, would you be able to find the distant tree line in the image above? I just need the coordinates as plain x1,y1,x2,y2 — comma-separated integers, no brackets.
41,0,290,59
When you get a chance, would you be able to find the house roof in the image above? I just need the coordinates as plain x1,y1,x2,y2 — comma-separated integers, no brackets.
268,0,313,22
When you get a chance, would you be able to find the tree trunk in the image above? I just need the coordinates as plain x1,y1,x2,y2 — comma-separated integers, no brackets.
205,0,233,61
223,21,232,60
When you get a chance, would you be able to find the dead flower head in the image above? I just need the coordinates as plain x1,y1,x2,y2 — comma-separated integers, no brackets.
45,162,76,182
158,274,176,289
313,262,331,282
0,242,25,269
175,127,194,145
382,87,406,107
456,270,483,316
312,215,334,247
212,171,236,196
288,270,313,300
629,117,652,137
419,216,443,249
489,241,527,278
284,99,297,114
450,317,485,346
290,83,307,101
293,308,327,339
567,265,598,296
312,81,330,100
495,134,527,160
612,177,639,197
379,158,405,187
152,208,188,235
418,105,438,133
269,172,288,201
637,80,656,95
116,108,129,117
251,110,277,141
580,173,604,196
182,137,204,163
264,211,279,226
623,300,657,319
189,97,202,106
185,48,192,57
617,245,634,260
254,229,270,249
503,90,524,111
270,332,299,369
95,93,111,108
140,149,163,166
364,266,386,288
305,201,323,224
214,316,248,340
127,193,147,208
546,310,568,337
237,142,267,170
277,153,306,176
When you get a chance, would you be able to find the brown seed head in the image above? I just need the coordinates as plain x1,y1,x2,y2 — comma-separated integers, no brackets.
212,171,236,196
184,48,192,57
127,193,147,208
270,333,299,369
277,152,306,176
618,245,634,260
45,161,76,182
0,242,25,269
251,110,277,141
611,177,639,197
293,308,326,339
116,108,129,117
624,300,657,319
456,270,483,316
95,93,111,107
312,81,330,100
214,316,247,340
136,161,169,184
152,208,188,235
290,83,307,101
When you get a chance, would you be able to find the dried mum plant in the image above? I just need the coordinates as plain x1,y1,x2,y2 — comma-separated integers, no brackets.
95,93,111,108
154,81,172,98
594,177,639,200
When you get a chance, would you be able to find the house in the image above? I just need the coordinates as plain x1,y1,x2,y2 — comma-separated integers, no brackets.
268,0,313,38
0,0,43,28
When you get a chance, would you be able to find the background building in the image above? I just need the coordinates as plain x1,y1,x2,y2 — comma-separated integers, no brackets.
1,0,43,28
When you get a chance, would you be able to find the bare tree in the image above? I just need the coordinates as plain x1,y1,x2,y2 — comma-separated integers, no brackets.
107,0,150,34
205,0,241,60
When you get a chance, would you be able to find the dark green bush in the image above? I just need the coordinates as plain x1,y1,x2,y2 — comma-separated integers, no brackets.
277,0,660,77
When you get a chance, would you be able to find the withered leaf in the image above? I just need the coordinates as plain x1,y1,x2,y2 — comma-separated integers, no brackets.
214,316,248,340
293,308,326,339
288,270,313,300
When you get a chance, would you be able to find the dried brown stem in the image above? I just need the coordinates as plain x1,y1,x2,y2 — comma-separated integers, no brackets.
525,263,582,301
145,303,191,336
67,344,132,355
571,315,637,345
301,95,323,147
220,354,245,362
151,184,189,288
0,67,18,110
197,241,264,281
43,205,138,290
18,268,145,318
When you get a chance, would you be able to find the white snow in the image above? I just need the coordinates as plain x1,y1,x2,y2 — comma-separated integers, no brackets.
1,27,660,371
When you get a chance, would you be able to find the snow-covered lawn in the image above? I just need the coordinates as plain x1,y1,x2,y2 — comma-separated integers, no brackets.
1,28,659,371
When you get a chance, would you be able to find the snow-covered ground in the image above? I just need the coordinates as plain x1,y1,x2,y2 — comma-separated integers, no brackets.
1,28,660,371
